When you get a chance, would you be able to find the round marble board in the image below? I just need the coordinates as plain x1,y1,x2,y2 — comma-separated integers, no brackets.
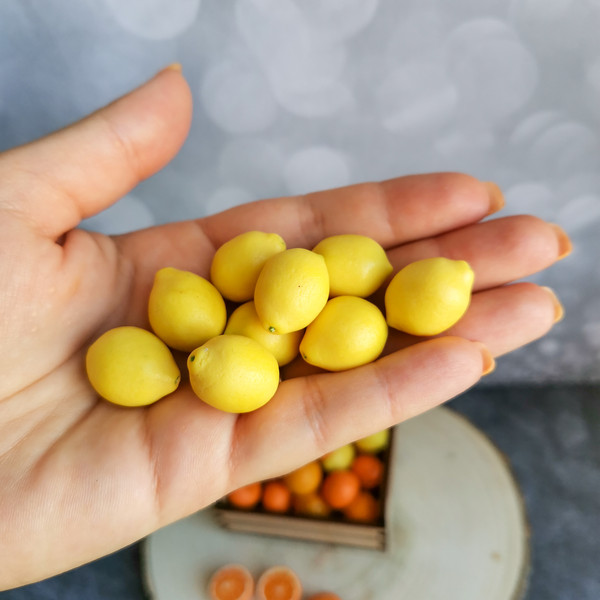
142,406,530,600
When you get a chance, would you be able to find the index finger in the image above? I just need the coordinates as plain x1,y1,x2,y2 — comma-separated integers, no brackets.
200,173,504,250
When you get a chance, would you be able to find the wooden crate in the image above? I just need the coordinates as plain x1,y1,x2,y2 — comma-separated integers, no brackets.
213,428,395,551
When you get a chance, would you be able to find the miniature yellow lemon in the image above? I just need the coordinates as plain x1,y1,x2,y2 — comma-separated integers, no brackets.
148,267,227,352
224,301,302,366
299,296,388,371
355,429,390,454
85,326,180,407
210,231,286,302
254,248,329,334
312,234,393,297
321,444,356,472
187,334,280,413
385,257,474,336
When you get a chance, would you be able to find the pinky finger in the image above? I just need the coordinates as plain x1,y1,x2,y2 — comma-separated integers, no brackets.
228,336,492,488
444,282,562,357
383,282,562,359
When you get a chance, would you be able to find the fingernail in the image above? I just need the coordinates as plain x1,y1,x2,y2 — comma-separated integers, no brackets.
550,224,573,260
473,342,496,376
542,286,565,323
156,63,182,76
484,181,505,215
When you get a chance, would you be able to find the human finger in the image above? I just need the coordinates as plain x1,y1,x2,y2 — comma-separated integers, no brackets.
383,282,563,358
222,337,492,490
199,173,504,251
111,173,501,325
281,282,562,382
386,215,572,291
0,66,192,240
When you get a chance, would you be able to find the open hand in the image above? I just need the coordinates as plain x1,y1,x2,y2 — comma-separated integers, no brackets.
0,67,569,589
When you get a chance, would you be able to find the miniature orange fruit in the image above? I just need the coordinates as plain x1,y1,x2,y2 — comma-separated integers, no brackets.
283,461,323,496
208,564,254,600
262,480,292,514
343,490,380,523
227,482,262,509
307,593,342,600
320,470,361,510
256,565,302,600
351,454,384,489
292,492,332,518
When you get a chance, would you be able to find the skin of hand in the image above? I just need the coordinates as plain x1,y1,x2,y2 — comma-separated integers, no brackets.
0,66,570,590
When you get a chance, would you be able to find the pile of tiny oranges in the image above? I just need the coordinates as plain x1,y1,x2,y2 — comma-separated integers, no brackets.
85,230,475,413
223,429,390,525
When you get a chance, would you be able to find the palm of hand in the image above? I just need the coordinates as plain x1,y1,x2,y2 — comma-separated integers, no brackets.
0,68,567,589
0,208,238,585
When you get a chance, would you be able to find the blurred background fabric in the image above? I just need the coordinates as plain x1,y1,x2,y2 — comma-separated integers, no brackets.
1,0,599,384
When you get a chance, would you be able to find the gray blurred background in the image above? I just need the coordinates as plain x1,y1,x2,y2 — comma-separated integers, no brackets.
1,0,599,384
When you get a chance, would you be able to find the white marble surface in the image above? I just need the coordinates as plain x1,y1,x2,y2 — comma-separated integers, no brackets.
1,0,599,382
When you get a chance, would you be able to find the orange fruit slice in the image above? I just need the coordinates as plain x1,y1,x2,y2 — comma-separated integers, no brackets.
320,470,361,510
351,454,384,489
208,564,254,600
307,593,342,600
227,482,262,509
256,565,302,600
262,480,292,514
283,461,323,495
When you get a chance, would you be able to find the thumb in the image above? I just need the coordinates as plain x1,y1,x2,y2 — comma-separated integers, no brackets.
0,65,192,240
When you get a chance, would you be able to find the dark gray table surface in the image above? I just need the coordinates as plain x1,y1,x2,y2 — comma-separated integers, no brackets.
2,384,599,600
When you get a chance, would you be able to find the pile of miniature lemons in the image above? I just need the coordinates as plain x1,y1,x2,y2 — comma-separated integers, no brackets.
85,232,474,412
